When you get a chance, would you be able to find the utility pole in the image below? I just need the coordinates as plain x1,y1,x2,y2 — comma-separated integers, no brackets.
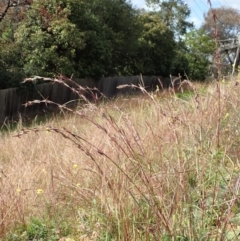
217,34,240,78
232,34,240,76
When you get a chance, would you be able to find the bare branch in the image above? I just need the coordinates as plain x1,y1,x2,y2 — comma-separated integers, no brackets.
0,0,32,23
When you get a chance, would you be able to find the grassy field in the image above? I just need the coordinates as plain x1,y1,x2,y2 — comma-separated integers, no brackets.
1,79,240,240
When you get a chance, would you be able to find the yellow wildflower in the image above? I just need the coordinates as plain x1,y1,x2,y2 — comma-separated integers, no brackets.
37,189,43,194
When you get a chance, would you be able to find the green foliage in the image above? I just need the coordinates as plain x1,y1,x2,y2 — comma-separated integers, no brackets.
0,20,15,42
101,0,141,76
162,235,189,241
67,0,112,78
14,0,142,79
176,90,195,101
170,39,189,77
0,0,216,88
136,12,176,75
15,0,84,77
184,29,215,80
144,0,194,77
4,218,72,241
0,18,25,88
0,45,24,89
146,0,193,36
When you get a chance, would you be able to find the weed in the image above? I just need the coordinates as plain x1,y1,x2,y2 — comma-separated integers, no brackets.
3,218,72,241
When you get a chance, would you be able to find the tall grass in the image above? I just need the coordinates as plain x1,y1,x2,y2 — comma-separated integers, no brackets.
1,78,240,240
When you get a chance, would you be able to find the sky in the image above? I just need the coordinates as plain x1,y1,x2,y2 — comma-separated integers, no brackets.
131,0,240,28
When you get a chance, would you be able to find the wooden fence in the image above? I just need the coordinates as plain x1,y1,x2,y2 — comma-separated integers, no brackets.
0,78,95,124
0,75,171,124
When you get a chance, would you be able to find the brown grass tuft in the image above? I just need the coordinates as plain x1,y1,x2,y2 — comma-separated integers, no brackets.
1,78,240,240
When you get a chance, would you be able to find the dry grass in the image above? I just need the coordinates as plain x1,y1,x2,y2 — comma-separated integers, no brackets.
1,79,240,240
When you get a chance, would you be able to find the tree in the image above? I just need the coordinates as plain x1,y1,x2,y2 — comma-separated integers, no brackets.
202,7,240,76
102,0,141,76
0,43,24,89
146,0,193,37
1,0,190,87
202,7,240,40
15,0,85,77
14,0,141,79
135,12,176,76
70,0,141,76
144,0,194,77
184,29,215,80
0,0,31,89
